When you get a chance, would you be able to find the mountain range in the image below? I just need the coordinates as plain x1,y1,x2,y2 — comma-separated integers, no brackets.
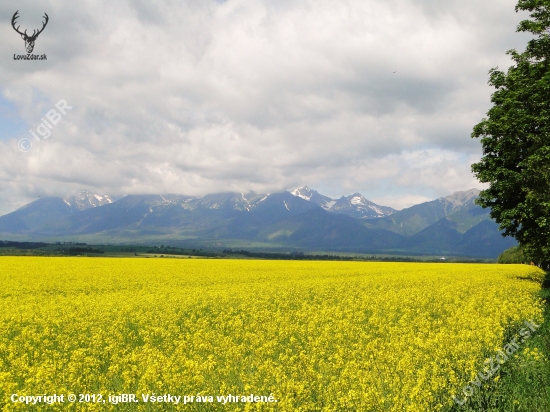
291,186,396,218
0,187,516,258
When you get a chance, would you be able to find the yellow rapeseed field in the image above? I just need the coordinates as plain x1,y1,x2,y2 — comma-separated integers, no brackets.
0,257,545,411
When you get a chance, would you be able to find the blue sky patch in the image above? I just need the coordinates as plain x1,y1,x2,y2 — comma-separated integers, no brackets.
0,94,27,141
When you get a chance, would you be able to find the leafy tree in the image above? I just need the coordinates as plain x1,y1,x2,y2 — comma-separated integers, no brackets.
472,0,550,270
497,245,528,264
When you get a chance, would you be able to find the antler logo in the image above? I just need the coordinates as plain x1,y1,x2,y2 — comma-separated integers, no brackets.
11,11,49,54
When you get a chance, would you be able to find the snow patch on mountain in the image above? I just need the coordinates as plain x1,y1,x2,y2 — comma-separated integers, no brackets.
322,200,336,210
291,186,313,201
350,196,364,206
290,186,396,219
63,190,113,211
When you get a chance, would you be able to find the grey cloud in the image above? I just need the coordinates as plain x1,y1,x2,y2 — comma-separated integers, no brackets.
0,0,529,215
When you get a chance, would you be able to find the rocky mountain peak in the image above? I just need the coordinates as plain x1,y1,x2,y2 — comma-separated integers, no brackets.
63,190,114,211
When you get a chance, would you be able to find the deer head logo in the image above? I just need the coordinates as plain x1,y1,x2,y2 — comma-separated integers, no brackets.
11,11,49,54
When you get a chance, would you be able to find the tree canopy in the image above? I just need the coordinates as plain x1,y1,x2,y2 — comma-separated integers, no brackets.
472,0,550,269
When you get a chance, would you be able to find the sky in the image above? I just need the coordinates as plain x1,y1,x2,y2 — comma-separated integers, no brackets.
0,0,534,215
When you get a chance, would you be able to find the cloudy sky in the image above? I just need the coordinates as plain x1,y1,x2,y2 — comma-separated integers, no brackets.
0,0,533,215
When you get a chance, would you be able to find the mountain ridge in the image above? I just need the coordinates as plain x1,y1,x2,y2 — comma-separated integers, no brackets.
290,186,396,218
0,187,512,258
363,188,486,236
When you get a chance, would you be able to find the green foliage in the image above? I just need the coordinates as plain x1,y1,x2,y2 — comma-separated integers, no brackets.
472,0,550,270
498,246,528,264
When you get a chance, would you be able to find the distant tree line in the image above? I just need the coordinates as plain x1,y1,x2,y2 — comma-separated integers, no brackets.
0,241,49,249
64,247,104,255
221,249,430,262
